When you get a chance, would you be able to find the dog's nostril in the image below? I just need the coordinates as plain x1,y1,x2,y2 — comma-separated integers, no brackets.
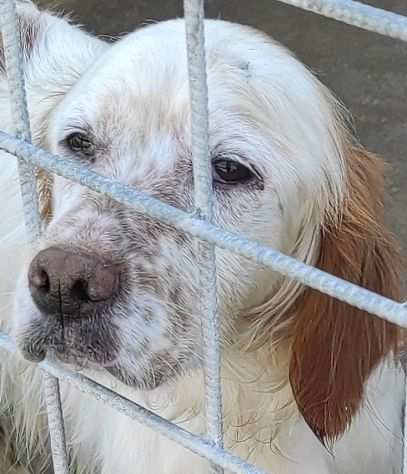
87,268,118,302
31,269,50,294
71,279,90,303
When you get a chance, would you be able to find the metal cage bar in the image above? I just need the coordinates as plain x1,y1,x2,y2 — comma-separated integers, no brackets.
184,2,224,471
0,0,68,474
0,1,407,473
275,0,407,42
0,0,40,241
0,1,69,473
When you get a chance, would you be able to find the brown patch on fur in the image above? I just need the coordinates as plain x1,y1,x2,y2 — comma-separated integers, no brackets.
37,169,53,222
289,146,404,444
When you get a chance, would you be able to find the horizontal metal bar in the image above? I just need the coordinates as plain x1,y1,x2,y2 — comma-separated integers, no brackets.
1,131,407,328
0,331,267,474
275,0,407,42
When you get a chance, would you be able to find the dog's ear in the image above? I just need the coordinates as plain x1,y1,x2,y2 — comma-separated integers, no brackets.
289,146,403,445
0,1,106,133
0,1,41,72
0,1,106,221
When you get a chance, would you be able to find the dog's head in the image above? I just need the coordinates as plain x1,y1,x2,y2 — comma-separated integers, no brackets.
2,2,403,443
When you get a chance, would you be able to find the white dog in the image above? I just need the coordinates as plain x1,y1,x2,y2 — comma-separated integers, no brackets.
0,2,405,473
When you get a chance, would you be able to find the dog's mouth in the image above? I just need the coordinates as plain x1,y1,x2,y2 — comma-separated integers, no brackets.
18,310,195,390
19,315,121,370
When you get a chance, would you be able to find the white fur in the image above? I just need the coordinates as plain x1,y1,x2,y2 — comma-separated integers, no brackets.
0,3,404,473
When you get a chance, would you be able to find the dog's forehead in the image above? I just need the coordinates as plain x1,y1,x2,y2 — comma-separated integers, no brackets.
57,20,288,131
86,19,271,87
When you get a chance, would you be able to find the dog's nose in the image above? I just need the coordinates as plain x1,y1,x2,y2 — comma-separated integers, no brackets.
28,247,120,317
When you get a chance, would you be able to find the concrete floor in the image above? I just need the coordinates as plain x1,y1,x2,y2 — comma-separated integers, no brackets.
39,0,407,262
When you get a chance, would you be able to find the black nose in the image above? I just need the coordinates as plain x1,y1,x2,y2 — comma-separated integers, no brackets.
28,247,121,318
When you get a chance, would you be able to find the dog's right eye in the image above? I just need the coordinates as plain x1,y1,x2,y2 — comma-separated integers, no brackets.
65,133,95,157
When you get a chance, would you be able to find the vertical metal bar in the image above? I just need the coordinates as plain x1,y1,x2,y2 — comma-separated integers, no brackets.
183,1,224,472
0,2,69,473
0,0,40,240
44,376,69,473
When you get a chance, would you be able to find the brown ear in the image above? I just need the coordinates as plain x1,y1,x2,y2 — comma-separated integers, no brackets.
289,146,403,445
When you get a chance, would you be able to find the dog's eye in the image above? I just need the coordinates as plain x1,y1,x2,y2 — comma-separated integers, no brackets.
66,133,95,156
213,158,259,186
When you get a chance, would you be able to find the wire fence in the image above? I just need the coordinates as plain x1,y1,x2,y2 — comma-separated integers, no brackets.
0,0,406,473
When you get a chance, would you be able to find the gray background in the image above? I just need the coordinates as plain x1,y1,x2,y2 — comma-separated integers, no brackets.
39,0,407,266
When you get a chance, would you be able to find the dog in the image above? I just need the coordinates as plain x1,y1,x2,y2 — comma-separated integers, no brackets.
0,2,405,473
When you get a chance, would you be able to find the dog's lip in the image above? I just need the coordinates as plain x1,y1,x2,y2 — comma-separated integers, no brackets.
19,333,118,370
18,306,121,365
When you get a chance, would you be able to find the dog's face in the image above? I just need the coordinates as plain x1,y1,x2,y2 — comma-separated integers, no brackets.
9,14,345,389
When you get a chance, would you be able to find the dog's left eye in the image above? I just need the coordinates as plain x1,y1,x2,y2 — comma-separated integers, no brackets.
213,158,260,186
65,133,95,157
